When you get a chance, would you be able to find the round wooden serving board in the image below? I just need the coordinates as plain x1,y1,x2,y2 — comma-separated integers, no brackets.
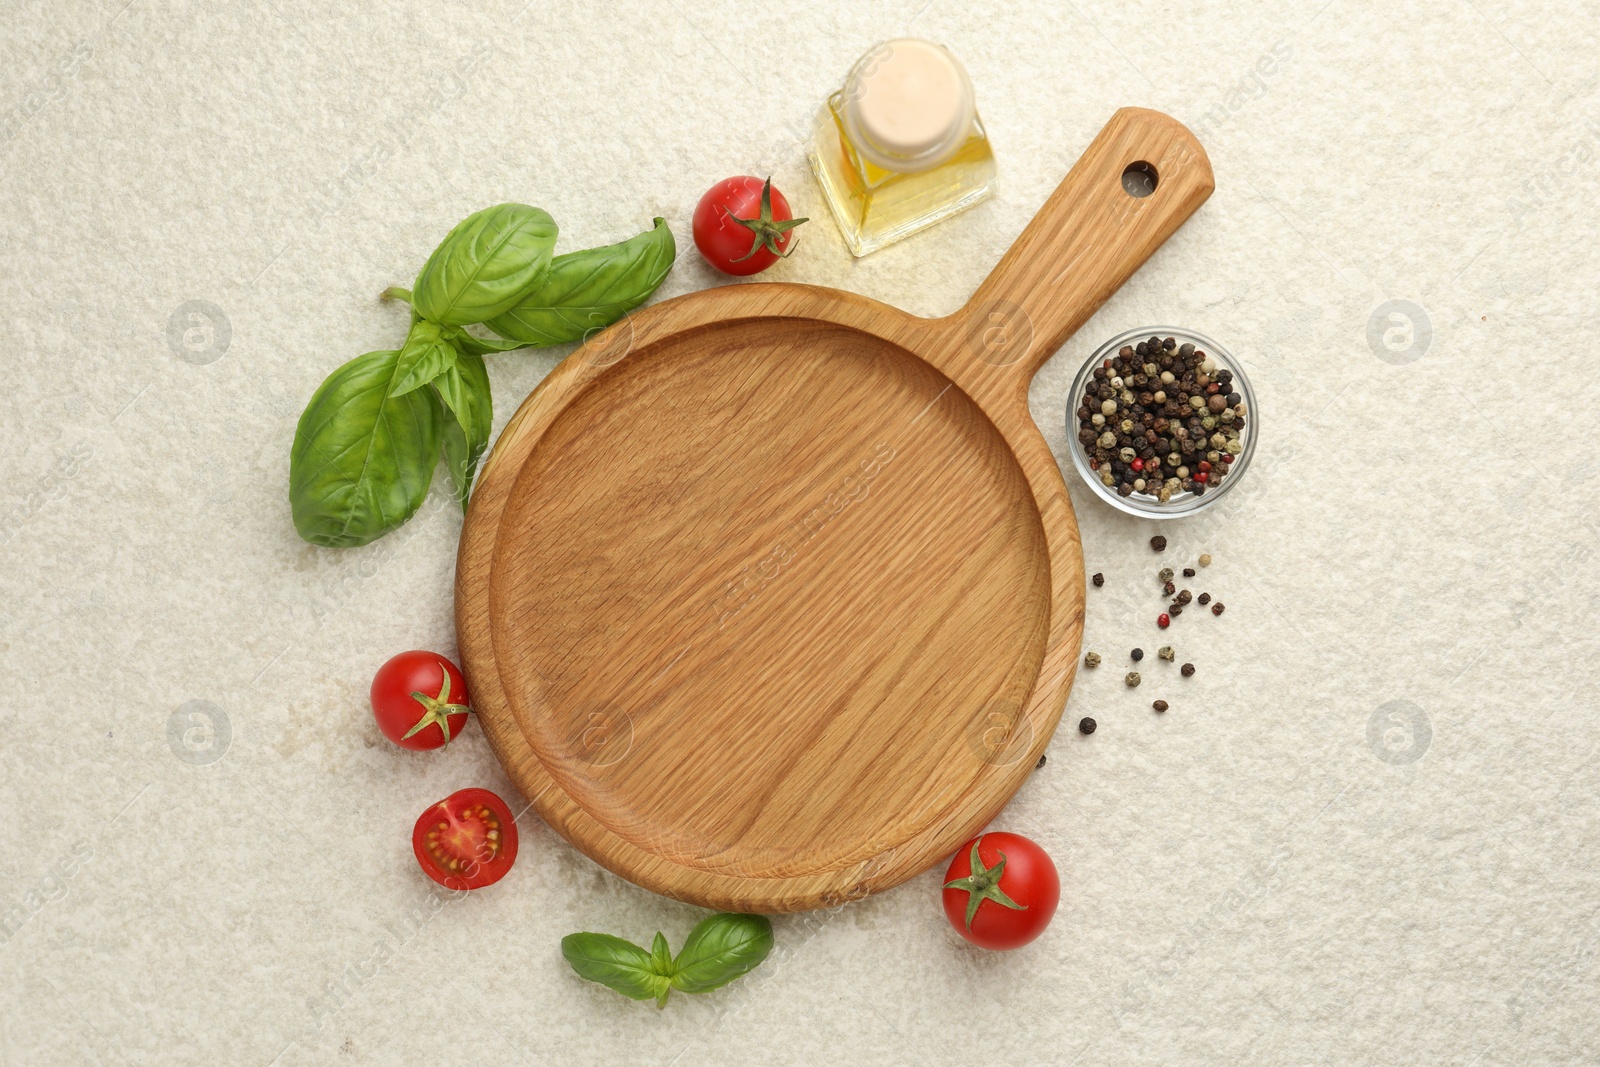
456,109,1213,912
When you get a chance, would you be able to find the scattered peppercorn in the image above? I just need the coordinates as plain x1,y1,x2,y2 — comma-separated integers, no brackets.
1182,567,1195,578
1181,662,1195,677
1198,553,1212,567
1169,604,1183,617
1153,700,1168,712
1150,536,1167,552
1176,590,1192,606
1158,613,1170,628
1092,572,1104,587
1158,567,1174,583
1158,645,1174,661
1085,651,1102,668
1131,648,1144,662
1211,602,1225,616
1079,717,1096,735
1036,754,1047,768
1198,592,1211,605
1163,580,1176,596
1125,671,1141,687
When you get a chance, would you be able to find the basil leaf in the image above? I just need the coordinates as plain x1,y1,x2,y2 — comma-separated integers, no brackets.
650,931,674,973
440,420,473,513
486,217,675,346
289,349,442,548
433,350,492,510
390,319,458,397
451,331,530,356
650,932,675,1008
561,933,671,1003
668,913,773,994
413,203,558,326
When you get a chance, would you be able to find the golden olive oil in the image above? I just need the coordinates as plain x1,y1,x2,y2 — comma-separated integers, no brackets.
808,42,997,256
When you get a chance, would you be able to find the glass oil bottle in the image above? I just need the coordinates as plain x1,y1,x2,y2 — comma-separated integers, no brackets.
809,39,997,256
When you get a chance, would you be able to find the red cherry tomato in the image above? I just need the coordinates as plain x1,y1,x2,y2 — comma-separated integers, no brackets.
941,831,1059,950
412,788,519,890
371,651,471,750
692,176,808,276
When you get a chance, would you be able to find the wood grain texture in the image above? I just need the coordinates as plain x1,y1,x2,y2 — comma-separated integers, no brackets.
456,108,1213,912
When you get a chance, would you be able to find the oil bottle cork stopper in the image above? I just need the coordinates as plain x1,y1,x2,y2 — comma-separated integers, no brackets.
843,39,976,173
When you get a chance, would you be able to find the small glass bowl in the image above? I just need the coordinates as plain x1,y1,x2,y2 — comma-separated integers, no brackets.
1065,326,1257,520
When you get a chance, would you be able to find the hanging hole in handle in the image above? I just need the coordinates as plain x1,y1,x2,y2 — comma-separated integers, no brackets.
1121,161,1158,198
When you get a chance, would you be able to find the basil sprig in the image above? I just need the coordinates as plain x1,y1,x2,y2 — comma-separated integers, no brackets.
561,913,773,1008
288,212,675,547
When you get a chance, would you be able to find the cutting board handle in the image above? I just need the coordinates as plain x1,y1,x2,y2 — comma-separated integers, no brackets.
948,107,1213,397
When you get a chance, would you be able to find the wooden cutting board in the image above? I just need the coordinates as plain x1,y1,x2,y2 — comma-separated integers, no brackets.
456,108,1212,913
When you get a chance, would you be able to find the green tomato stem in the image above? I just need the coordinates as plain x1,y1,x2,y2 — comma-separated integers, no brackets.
943,836,1027,929
400,662,471,746
726,177,808,263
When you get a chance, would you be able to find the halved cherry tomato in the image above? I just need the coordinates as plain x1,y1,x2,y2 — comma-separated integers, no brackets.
412,788,518,890
941,831,1059,950
692,176,808,276
371,650,471,750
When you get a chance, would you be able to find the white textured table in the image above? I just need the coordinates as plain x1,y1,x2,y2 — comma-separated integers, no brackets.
3,2,1595,1064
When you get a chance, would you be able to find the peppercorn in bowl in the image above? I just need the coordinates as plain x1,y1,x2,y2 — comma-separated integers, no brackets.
1066,327,1256,518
